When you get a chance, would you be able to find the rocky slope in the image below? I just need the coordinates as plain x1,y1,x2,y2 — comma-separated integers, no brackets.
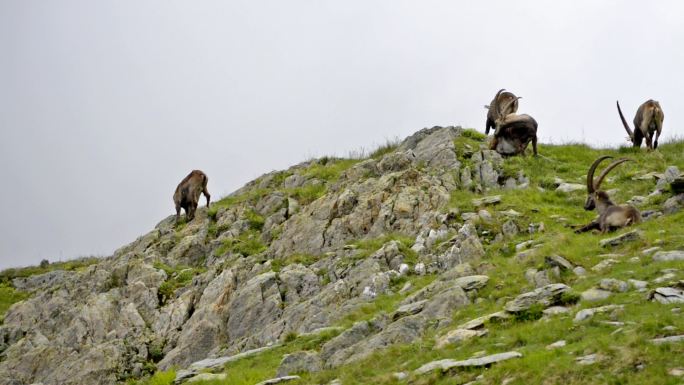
2,126,684,385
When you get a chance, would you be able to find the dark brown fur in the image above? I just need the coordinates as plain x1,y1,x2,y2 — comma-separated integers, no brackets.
583,156,641,233
173,170,211,223
617,99,664,150
489,96,538,156
485,89,519,135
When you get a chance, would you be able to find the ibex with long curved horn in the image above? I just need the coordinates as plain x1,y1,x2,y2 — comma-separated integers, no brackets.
584,156,640,233
617,99,664,150
490,96,538,156
174,170,211,223
485,89,519,135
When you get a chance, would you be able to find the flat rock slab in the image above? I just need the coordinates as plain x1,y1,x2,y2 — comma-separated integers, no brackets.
392,300,427,320
574,305,623,323
453,275,490,291
458,311,510,330
651,335,684,345
435,328,488,349
255,376,301,385
545,255,574,271
504,284,571,313
581,288,612,302
653,251,684,262
189,345,278,371
576,353,602,366
600,230,642,248
187,373,228,383
472,195,501,206
651,287,684,304
556,183,585,193
414,351,522,375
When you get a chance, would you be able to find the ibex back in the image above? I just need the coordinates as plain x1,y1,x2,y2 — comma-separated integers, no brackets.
173,170,211,223
617,99,664,150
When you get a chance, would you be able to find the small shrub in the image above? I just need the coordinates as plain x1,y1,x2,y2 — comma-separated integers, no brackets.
461,128,487,141
284,332,299,343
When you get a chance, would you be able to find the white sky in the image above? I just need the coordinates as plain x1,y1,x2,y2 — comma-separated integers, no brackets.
1,1,683,269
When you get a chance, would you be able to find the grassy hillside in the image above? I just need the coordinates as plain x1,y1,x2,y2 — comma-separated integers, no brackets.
127,135,684,385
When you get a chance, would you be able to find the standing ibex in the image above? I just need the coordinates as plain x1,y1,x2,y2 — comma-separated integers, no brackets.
174,170,211,223
485,89,519,135
584,156,641,233
490,96,538,156
617,99,664,150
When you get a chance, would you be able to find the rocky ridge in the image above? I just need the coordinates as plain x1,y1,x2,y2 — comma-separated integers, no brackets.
2,127,684,385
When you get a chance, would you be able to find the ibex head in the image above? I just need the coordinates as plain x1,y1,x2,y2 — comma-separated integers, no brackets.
584,156,631,211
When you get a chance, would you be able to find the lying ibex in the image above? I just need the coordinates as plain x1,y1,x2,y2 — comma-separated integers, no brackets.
617,99,664,150
490,97,538,156
485,89,519,135
583,156,640,233
174,170,211,223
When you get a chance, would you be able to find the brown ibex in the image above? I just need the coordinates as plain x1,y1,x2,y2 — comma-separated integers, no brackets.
174,170,211,223
490,97,538,156
583,156,641,233
617,99,664,150
485,89,519,135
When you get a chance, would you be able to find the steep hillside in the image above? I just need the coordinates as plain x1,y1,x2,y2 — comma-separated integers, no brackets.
2,126,684,385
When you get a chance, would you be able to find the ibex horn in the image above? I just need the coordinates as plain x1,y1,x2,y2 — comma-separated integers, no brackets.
594,158,632,190
587,155,613,193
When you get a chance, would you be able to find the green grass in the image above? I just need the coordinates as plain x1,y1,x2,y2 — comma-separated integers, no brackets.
369,137,402,160
0,284,30,323
214,230,267,257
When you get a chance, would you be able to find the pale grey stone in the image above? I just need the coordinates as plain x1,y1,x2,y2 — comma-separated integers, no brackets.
504,284,571,312
255,376,301,385
458,311,511,330
581,288,612,301
187,373,228,383
545,255,574,271
435,329,487,348
543,306,570,316
452,275,490,291
576,354,602,365
414,351,522,375
472,195,501,206
651,335,684,345
599,230,642,248
189,345,279,371
556,183,585,193
392,300,427,321
651,287,684,304
592,259,618,272
653,250,684,262
628,279,648,290
546,340,566,349
598,279,629,293
574,305,623,323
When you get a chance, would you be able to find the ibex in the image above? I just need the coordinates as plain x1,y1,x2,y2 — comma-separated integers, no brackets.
485,89,519,135
583,156,641,233
490,96,538,156
617,99,664,150
174,170,211,223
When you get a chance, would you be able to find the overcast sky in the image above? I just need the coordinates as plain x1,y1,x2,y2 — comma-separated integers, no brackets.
1,1,683,269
